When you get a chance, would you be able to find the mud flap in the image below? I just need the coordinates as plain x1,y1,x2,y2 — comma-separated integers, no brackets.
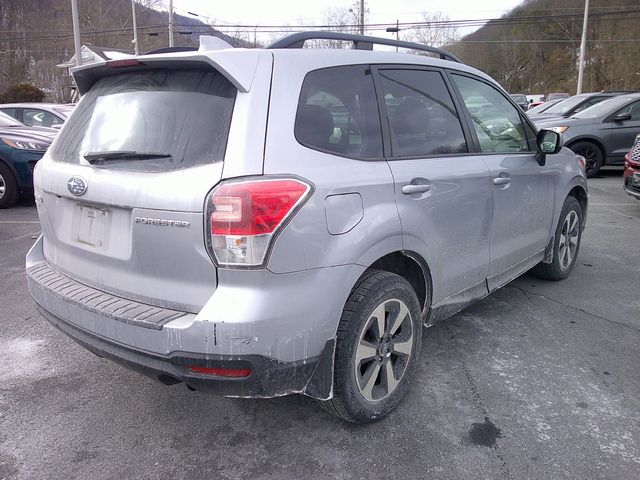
543,234,555,263
302,337,336,400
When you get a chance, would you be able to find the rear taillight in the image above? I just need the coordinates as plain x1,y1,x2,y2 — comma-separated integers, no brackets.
205,178,312,267
576,155,586,171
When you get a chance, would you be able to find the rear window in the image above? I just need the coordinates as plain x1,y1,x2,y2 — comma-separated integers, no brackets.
52,69,236,172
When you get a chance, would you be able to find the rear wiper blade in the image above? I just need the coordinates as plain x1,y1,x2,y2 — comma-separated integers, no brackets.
84,150,172,164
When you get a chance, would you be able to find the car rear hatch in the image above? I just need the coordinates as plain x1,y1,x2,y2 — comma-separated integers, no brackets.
33,51,272,313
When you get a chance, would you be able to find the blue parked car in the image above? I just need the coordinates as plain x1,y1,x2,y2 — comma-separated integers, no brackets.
0,111,55,208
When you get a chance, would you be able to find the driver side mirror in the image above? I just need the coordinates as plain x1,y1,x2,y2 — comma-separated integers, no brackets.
613,112,632,122
535,129,562,166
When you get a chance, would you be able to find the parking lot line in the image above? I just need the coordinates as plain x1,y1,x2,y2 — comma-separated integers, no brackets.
589,202,637,206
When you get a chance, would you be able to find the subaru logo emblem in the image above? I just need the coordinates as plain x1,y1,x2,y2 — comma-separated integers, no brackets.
67,176,87,196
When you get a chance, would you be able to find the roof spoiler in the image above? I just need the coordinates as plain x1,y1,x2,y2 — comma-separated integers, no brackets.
71,44,262,94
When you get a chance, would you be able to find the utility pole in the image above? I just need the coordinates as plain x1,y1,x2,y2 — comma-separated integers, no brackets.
131,0,139,55
577,0,589,94
71,0,82,66
360,0,365,35
168,0,174,47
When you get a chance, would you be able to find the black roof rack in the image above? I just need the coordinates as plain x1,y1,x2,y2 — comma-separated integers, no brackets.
268,31,462,63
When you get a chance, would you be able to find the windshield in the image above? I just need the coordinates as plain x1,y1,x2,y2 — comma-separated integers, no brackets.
544,95,587,115
0,111,23,127
511,94,527,103
572,96,634,119
52,68,236,172
527,100,559,114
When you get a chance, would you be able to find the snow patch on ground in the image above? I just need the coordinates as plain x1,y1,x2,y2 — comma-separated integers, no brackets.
0,337,51,382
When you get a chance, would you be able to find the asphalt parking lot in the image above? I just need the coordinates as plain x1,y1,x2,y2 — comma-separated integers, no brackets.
1,171,639,480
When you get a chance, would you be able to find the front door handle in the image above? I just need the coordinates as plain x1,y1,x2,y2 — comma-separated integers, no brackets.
493,177,511,186
402,184,432,194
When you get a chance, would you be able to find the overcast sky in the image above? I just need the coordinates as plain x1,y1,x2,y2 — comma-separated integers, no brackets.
172,0,525,39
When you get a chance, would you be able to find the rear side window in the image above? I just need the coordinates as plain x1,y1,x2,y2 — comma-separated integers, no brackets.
295,65,383,159
52,69,236,172
379,69,467,157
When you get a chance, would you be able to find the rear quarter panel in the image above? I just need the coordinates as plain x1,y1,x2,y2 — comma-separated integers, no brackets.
262,54,403,274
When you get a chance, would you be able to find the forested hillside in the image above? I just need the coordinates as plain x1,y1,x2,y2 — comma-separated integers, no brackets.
2,0,638,100
450,0,640,94
0,0,244,100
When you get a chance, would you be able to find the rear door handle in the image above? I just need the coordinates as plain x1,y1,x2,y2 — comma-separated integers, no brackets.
493,177,511,186
402,184,432,194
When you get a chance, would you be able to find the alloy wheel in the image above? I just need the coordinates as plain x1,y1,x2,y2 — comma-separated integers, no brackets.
576,145,598,174
558,210,579,270
354,298,414,403
0,172,5,199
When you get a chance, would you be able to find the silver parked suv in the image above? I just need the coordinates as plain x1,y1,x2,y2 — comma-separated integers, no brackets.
27,32,588,423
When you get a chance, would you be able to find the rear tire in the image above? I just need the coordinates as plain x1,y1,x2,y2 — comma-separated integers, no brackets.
319,270,422,423
532,196,583,281
570,141,604,178
0,162,19,209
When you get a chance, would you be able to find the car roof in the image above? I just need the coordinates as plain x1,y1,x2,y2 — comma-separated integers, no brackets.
612,93,640,102
72,34,503,96
0,102,66,108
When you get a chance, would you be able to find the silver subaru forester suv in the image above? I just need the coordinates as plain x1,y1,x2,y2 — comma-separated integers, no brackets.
27,32,587,423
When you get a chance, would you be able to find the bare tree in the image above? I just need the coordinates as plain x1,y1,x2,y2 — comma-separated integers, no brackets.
407,12,459,48
314,2,369,48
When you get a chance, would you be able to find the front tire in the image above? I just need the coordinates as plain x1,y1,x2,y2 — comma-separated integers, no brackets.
570,141,604,178
532,196,583,281
319,270,423,423
0,162,19,209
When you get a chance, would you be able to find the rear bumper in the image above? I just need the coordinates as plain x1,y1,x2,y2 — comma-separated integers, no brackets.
33,301,323,397
26,235,363,398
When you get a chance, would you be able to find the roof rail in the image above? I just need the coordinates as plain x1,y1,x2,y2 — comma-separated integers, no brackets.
143,46,198,55
268,31,462,63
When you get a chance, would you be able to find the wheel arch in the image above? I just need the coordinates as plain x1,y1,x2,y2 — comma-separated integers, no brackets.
543,183,588,263
567,184,588,227
368,250,432,322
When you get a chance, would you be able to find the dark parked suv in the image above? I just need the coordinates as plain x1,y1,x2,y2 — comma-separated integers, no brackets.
529,92,625,123
510,93,529,111
537,93,640,177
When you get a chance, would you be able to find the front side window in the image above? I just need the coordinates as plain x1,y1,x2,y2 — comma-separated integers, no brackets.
452,74,531,153
380,69,467,157
52,68,236,172
295,65,383,159
615,100,640,121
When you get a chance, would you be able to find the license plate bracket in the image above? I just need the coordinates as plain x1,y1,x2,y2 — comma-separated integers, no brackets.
73,204,110,248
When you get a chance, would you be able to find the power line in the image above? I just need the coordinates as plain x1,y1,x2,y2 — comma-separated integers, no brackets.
1,7,640,43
